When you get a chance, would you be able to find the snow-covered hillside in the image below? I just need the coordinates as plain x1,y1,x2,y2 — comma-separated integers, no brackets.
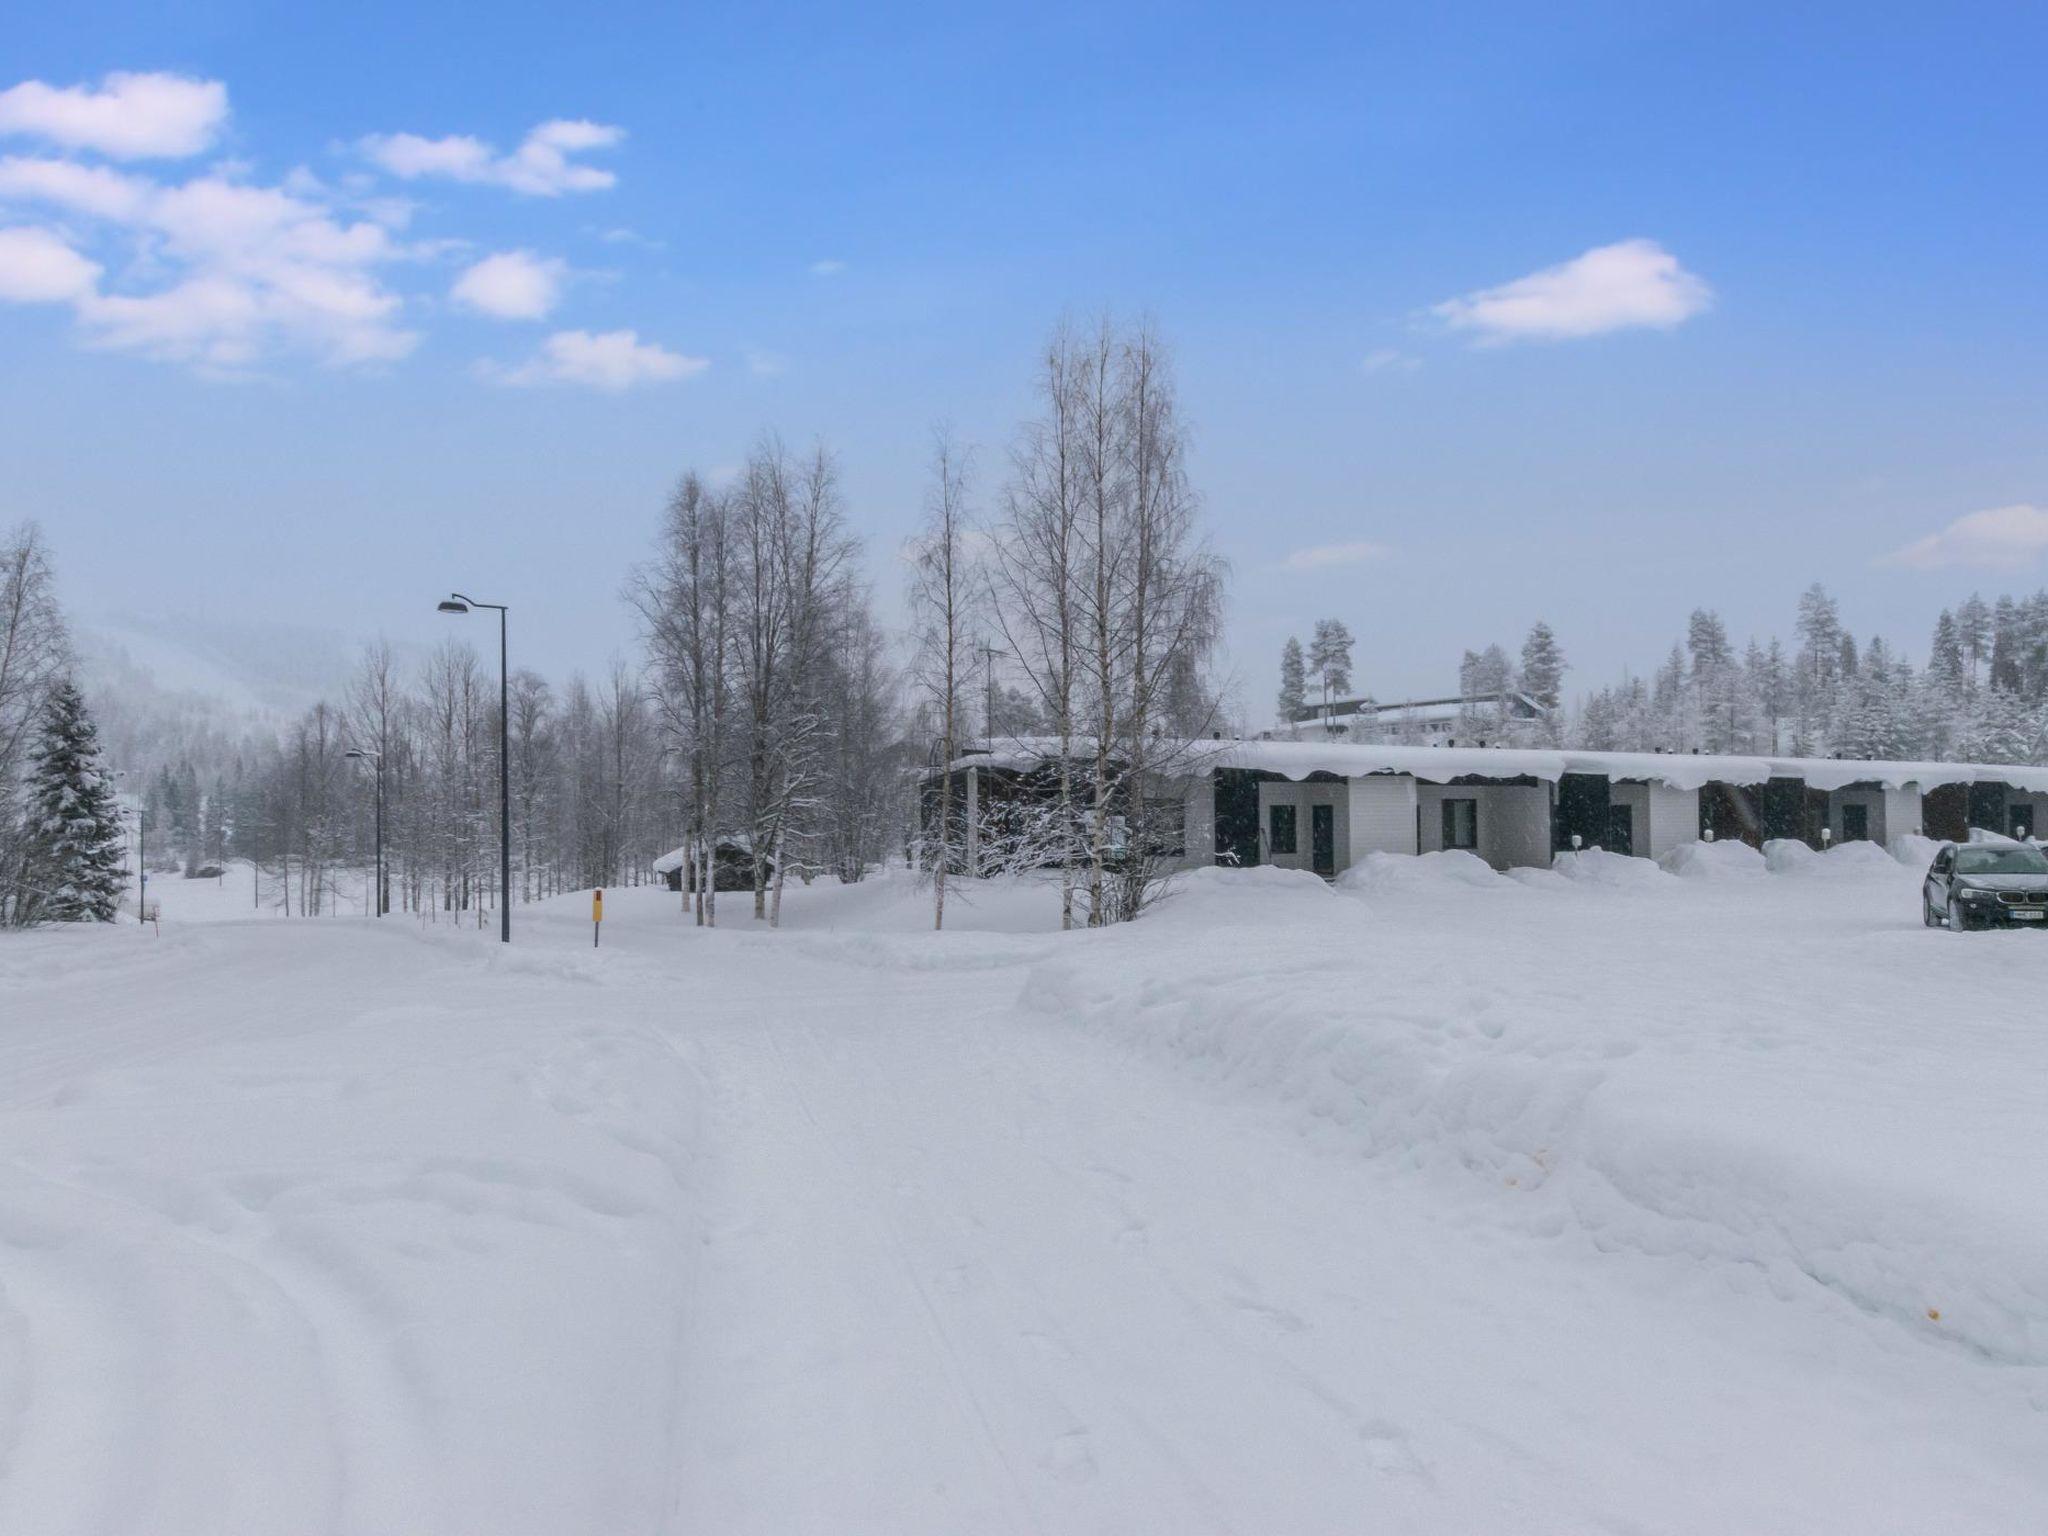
2,852,2044,1533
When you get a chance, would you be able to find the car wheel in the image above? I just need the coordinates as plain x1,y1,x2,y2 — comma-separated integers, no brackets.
1949,895,1970,933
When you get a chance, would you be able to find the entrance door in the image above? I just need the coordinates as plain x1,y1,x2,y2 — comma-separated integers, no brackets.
2010,803,2036,841
1553,773,1611,852
1605,804,1634,857
1841,803,1869,842
1310,804,1335,878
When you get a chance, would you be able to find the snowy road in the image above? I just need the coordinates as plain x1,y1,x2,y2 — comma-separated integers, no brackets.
3,859,2047,1533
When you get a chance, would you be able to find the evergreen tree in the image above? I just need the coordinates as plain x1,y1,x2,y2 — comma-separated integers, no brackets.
17,681,126,924
1956,592,1991,686
1277,636,1307,723
1306,619,1355,711
1751,638,1790,753
1519,620,1566,711
1989,595,2022,692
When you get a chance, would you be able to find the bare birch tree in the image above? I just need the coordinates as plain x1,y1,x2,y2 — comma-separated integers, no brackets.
909,426,975,928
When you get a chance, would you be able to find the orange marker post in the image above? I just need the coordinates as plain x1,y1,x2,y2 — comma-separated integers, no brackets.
592,888,604,948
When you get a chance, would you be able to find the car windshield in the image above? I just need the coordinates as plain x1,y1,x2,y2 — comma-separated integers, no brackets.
1954,846,2048,875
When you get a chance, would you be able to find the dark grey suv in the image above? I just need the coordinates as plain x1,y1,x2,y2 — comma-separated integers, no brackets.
1923,843,2048,930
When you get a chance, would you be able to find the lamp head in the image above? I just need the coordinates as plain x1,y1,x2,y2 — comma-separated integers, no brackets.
437,597,470,614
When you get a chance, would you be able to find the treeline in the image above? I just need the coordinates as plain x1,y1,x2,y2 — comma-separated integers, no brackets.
1571,584,2048,762
137,437,915,922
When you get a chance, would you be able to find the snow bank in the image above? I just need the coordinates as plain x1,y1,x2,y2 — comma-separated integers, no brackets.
1657,839,1766,880
1550,848,1676,888
1020,870,2048,1370
1765,839,1908,879
1889,833,1946,868
1335,848,1514,894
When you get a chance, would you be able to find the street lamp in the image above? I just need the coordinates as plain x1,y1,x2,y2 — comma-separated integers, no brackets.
344,747,385,916
437,592,511,943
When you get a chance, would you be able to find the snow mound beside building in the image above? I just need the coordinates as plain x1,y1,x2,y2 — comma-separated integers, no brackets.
1551,848,1677,888
1658,840,1767,879
1336,849,1514,894
1765,839,1905,878
1889,833,1946,868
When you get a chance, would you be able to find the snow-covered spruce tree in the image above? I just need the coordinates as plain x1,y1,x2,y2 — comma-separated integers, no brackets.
18,680,126,924
1276,636,1306,725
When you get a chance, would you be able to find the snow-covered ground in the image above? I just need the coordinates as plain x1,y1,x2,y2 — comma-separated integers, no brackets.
2,848,2045,1533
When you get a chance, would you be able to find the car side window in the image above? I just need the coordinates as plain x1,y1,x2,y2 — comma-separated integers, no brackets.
1932,849,1952,874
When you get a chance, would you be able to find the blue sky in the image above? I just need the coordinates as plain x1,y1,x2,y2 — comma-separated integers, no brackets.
4,2,2046,709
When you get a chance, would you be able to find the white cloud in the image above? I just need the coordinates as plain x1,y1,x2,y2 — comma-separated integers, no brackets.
808,258,845,278
0,155,150,219
0,71,227,159
451,249,565,320
360,119,623,196
1281,540,1391,572
1881,505,2048,572
491,328,705,390
0,226,100,302
1359,347,1419,375
1434,238,1710,344
0,150,415,369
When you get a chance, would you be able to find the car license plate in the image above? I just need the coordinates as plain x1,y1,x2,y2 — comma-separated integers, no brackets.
2013,909,2044,920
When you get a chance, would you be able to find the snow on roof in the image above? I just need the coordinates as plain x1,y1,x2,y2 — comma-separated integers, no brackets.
652,834,763,875
946,737,2048,794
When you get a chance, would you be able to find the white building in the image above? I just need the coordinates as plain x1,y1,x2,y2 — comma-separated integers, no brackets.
935,739,2048,879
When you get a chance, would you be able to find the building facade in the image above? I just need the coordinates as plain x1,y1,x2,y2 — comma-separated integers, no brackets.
934,739,2048,880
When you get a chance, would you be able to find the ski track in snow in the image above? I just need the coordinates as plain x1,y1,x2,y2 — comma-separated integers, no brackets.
1,859,2045,1533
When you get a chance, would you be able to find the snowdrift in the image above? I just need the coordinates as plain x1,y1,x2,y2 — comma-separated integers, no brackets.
1889,833,1946,869
1021,873,2048,1368
1550,848,1677,888
1335,849,1514,895
1764,839,1907,878
1657,840,1766,880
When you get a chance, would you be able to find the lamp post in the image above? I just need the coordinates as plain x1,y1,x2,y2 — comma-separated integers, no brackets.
344,747,385,916
438,593,511,942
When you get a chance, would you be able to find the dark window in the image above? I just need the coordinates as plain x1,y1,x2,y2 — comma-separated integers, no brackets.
1213,770,1261,866
1606,804,1634,857
1269,803,1298,855
1840,803,1869,842
1442,798,1478,851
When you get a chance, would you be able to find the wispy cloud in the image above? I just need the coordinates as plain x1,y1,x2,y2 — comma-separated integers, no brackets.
0,145,415,370
1360,347,1420,375
1435,238,1710,344
487,328,706,390
1280,540,1391,572
1881,505,2048,571
0,71,226,159
0,73,677,378
592,225,664,249
451,249,566,320
360,119,622,196
0,225,101,303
